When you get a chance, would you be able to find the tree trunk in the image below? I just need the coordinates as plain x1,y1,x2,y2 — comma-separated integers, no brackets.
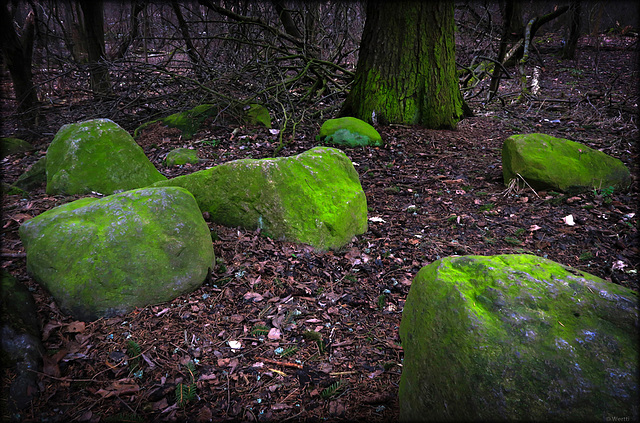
339,0,466,129
79,0,111,96
0,1,39,125
562,0,581,60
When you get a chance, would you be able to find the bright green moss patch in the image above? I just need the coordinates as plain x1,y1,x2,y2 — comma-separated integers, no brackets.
153,147,368,250
316,117,383,147
502,133,631,194
400,254,638,421
19,187,214,321
46,119,166,195
165,148,200,166
244,103,272,128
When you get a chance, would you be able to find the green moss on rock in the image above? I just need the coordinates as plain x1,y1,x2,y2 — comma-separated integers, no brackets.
19,187,214,321
399,254,638,421
244,103,272,128
165,148,200,166
153,147,368,250
316,117,383,147
0,137,34,159
502,133,631,193
13,156,47,192
46,119,166,195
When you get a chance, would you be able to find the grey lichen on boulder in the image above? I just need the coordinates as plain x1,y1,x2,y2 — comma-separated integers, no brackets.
19,187,214,321
316,117,383,147
502,133,631,194
165,148,200,166
399,254,638,421
46,119,166,195
153,147,368,250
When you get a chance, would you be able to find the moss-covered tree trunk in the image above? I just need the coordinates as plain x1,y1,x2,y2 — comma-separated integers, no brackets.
340,1,465,129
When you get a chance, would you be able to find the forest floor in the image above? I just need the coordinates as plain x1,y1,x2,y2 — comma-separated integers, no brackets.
1,33,638,422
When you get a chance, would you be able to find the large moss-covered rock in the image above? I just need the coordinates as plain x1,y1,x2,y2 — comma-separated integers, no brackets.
46,119,166,195
316,117,383,147
153,147,367,250
1,270,43,413
19,187,214,321
502,133,631,193
399,254,638,421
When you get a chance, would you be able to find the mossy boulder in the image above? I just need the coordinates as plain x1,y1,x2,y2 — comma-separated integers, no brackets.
0,137,34,158
316,117,383,147
12,156,47,192
46,119,166,195
165,148,200,166
134,103,271,140
19,187,214,321
502,133,632,193
399,254,638,421
243,103,272,128
1,270,43,413
153,147,367,250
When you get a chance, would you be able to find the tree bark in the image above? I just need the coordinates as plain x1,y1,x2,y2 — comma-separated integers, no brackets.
0,1,39,125
562,0,581,60
109,0,146,61
79,0,111,96
171,0,203,72
340,0,466,129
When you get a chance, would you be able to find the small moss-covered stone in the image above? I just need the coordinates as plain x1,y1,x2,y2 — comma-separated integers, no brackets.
134,104,219,140
243,103,272,128
502,133,631,193
165,148,200,166
46,119,166,195
13,156,47,191
0,137,34,158
316,117,383,147
399,254,638,421
153,147,368,250
19,187,214,321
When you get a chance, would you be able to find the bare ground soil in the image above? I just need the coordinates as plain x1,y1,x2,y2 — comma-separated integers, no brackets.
1,34,638,422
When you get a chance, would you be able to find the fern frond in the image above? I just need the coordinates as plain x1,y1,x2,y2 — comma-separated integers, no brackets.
321,380,345,399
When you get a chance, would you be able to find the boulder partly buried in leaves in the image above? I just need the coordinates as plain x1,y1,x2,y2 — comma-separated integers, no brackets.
399,254,638,422
502,133,631,193
46,119,166,195
153,147,368,250
165,148,200,166
1,270,43,413
19,187,214,321
13,156,47,192
316,117,383,147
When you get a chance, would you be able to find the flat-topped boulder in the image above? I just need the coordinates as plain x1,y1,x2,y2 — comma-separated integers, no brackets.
46,119,166,195
153,147,368,250
502,133,631,193
400,254,638,421
19,187,214,321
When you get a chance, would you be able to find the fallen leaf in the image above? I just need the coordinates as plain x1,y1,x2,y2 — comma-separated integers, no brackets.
243,292,263,302
529,224,542,231
267,327,281,340
64,321,85,334
562,215,575,226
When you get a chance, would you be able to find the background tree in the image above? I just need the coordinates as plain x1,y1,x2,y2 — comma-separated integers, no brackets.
79,0,111,96
0,0,38,125
339,0,468,129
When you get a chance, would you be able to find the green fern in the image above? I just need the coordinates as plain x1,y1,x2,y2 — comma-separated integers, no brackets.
251,324,270,336
104,412,144,422
278,346,298,358
303,330,326,354
175,360,199,407
321,380,345,399
126,340,142,372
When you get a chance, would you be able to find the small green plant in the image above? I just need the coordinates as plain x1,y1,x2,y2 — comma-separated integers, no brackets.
479,203,494,212
199,138,220,147
504,236,522,246
514,228,526,237
278,346,299,358
126,340,142,374
175,361,198,407
579,251,594,261
321,380,345,399
303,330,326,354
251,324,270,337
377,294,387,311
104,412,144,423
593,185,615,204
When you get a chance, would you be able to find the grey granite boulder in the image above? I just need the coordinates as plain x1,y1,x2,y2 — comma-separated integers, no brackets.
400,254,638,421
